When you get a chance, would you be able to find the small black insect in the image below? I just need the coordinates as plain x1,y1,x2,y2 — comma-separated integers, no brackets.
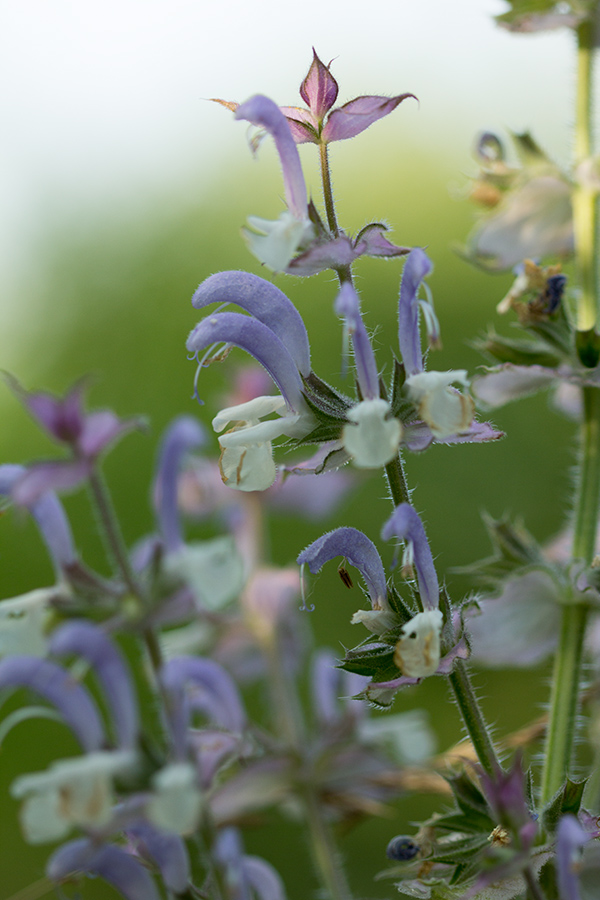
386,835,420,862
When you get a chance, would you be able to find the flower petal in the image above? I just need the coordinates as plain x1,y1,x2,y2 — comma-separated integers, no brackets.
297,527,388,609
335,284,379,400
381,504,439,610
299,49,339,122
397,248,433,376
154,416,205,551
191,271,311,375
342,399,402,467
48,839,161,900
322,93,417,143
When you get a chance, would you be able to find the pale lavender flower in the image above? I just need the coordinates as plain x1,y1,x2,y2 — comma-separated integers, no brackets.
48,838,161,900
215,826,287,900
153,415,205,552
557,816,589,900
127,822,190,895
49,620,139,749
335,283,402,467
297,526,394,633
5,376,143,505
381,504,439,610
0,463,76,575
0,655,105,751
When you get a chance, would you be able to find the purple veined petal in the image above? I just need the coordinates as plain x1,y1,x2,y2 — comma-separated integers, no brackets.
280,105,320,144
11,459,91,506
49,621,139,749
154,416,205,552
335,283,379,400
381,504,439,610
311,648,343,725
128,821,190,894
557,816,589,900
433,420,505,445
186,312,305,412
191,271,311,376
0,464,76,574
0,656,105,751
48,838,161,900
322,93,417,143
297,527,387,609
236,95,308,221
397,248,433,376
242,855,287,900
300,48,339,122
161,656,246,758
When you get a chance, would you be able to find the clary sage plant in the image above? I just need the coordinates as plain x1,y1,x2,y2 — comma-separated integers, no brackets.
3,4,600,898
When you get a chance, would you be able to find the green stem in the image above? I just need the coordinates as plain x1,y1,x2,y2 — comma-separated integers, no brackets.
540,22,600,805
384,452,411,507
448,660,501,777
89,469,142,599
301,787,353,900
319,141,354,287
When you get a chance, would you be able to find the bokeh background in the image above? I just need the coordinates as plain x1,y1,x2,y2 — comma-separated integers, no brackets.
0,1,587,897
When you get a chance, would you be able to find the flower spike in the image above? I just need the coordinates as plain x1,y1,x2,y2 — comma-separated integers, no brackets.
381,504,439,610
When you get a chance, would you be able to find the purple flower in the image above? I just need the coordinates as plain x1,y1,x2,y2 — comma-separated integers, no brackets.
280,49,416,146
5,376,143,505
187,308,314,491
297,526,394,633
49,620,139,749
215,827,287,900
557,815,593,900
48,839,161,900
381,504,439,610
127,822,190,894
335,283,403,467
0,463,76,575
0,655,105,751
153,415,205,552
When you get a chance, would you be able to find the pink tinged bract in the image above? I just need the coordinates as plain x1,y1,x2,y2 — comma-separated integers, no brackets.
186,312,305,412
47,839,161,900
300,48,339,122
0,656,105,751
0,463,76,574
235,95,307,221
191,270,311,376
321,93,417,143
381,504,439,610
49,621,140,749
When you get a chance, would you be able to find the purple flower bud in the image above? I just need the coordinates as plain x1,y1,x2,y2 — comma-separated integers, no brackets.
49,621,139,749
335,283,379,400
154,416,205,552
297,527,388,611
299,49,339,122
236,95,307,222
186,312,305,412
47,839,161,900
242,855,287,900
0,464,76,575
0,656,105,751
191,271,311,376
397,249,433,376
381,504,439,610
161,656,246,758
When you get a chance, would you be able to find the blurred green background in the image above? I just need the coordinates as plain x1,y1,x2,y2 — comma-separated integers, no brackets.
0,134,568,898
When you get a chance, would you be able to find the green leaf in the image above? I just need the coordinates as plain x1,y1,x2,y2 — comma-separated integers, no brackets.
474,330,562,367
541,777,587,834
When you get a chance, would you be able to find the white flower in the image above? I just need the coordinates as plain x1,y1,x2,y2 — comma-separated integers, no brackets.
0,588,57,658
405,370,474,438
164,537,244,611
393,609,443,678
11,750,135,844
350,607,397,635
146,762,202,835
244,211,314,272
213,395,310,492
342,398,403,468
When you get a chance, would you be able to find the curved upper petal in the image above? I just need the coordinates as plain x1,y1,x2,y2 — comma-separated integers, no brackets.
154,416,205,551
381,504,439,610
191,271,311,375
186,312,305,412
297,527,387,608
397,249,433,376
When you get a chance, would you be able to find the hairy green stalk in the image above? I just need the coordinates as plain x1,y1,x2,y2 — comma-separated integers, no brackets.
540,18,600,805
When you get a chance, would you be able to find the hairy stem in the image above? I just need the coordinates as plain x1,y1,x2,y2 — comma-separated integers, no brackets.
540,22,600,805
319,141,354,287
448,660,501,777
384,452,411,506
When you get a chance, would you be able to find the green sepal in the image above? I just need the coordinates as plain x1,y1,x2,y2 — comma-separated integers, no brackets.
307,198,329,239
429,834,491,866
448,771,493,820
453,513,544,585
430,810,495,836
301,371,353,419
387,582,416,624
576,327,600,368
537,859,559,900
474,330,562,367
541,777,587,835
339,640,398,682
